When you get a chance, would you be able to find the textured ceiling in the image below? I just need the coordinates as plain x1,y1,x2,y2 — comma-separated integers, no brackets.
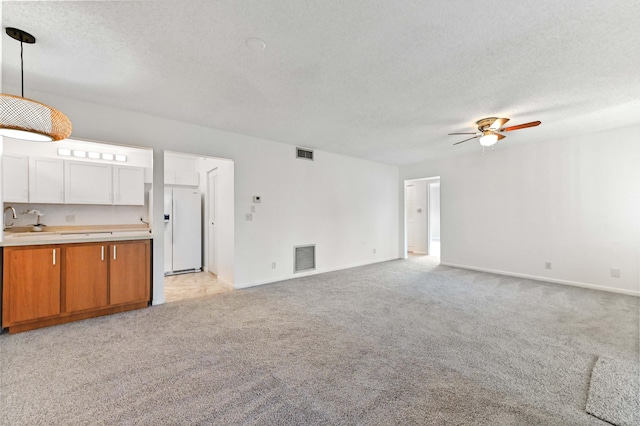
3,0,640,165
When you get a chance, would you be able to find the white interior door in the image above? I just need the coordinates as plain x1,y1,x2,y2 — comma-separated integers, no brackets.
414,181,428,254
406,180,428,255
207,170,218,275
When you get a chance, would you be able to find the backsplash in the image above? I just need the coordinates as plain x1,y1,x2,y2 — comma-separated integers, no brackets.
3,203,148,228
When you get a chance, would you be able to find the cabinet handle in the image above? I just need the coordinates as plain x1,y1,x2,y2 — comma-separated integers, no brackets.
101,246,105,261
113,245,117,260
53,249,56,265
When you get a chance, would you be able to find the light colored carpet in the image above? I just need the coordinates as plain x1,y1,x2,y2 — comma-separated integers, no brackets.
1,256,638,425
586,356,640,426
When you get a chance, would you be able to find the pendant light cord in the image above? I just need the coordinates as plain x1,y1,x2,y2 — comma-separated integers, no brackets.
20,40,24,97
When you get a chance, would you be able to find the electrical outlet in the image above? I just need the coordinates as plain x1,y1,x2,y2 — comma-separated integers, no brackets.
245,213,253,221
373,248,376,254
251,206,256,213
271,262,276,269
545,261,552,270
65,215,75,223
610,268,621,278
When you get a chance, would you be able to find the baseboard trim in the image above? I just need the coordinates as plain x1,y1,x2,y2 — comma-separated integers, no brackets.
235,257,401,290
218,277,234,290
439,262,640,297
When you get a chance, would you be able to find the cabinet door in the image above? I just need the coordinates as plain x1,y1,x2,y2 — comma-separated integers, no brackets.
175,171,200,186
113,166,144,205
65,161,112,204
109,241,150,305
64,244,108,312
3,246,61,325
164,170,176,184
29,157,65,203
2,154,29,202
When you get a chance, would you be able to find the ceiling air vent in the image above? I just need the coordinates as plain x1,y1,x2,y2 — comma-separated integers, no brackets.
294,245,316,273
296,147,314,161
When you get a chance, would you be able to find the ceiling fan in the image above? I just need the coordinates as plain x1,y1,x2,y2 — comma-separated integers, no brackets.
449,117,541,150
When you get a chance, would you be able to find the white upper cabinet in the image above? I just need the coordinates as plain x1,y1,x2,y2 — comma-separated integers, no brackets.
165,170,199,186
113,166,144,205
2,154,29,203
174,170,200,186
164,170,176,185
65,161,113,205
29,157,65,203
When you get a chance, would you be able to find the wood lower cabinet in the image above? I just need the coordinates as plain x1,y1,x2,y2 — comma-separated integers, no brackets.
2,239,150,333
64,243,108,313
110,241,150,305
3,246,61,324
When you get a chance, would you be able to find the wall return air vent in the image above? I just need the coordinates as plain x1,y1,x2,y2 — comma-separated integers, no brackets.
296,147,314,160
294,245,316,273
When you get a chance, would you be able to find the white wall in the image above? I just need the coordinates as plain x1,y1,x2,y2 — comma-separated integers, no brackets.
235,147,398,288
6,89,400,297
401,125,640,296
429,182,440,240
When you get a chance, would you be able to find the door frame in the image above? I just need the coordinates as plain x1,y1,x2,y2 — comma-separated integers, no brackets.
404,176,440,259
206,168,218,275
427,180,441,257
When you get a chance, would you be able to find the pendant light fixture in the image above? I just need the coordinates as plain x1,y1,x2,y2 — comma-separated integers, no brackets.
0,27,72,142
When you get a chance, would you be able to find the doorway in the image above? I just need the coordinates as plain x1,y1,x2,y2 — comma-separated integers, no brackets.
163,151,235,303
405,177,440,259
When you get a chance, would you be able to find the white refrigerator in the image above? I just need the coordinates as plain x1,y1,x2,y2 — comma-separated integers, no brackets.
164,188,202,274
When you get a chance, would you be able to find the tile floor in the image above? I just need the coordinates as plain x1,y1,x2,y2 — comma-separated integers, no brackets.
164,271,232,303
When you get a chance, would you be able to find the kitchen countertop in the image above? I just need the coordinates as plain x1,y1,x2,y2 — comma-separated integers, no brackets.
1,224,152,247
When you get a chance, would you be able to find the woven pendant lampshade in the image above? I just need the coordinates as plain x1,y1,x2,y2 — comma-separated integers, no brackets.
0,94,72,141
0,28,72,142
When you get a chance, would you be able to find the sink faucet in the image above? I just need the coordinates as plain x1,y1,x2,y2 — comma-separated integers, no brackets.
4,206,17,228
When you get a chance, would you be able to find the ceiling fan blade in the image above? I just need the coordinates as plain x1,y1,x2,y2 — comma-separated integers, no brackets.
489,118,509,130
448,132,479,135
453,135,480,145
496,133,506,140
498,120,541,132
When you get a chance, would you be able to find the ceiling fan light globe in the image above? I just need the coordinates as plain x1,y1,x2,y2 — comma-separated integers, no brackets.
479,133,498,146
